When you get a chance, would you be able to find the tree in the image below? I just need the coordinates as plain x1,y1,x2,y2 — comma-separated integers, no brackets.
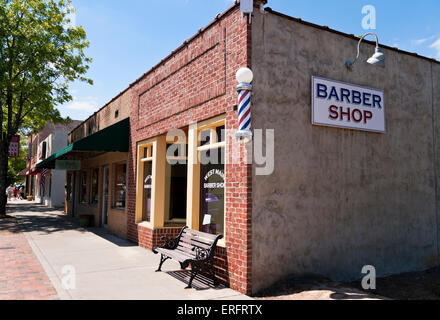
0,0,92,216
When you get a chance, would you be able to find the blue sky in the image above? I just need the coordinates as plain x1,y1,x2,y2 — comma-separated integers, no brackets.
60,0,440,121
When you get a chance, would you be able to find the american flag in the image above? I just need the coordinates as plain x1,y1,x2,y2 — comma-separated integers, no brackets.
40,168,49,186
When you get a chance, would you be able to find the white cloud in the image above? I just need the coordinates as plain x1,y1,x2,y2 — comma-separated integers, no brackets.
413,38,428,45
65,97,99,113
429,37,440,58
412,35,436,46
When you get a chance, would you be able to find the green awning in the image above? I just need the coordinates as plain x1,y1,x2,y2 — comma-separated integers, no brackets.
36,118,130,169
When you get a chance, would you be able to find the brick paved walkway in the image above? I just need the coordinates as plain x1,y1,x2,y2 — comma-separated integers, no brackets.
0,217,58,300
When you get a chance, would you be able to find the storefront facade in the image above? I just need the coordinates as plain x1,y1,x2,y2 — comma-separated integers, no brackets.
60,90,131,240
249,6,440,293
125,4,252,294
45,0,440,295
26,121,82,207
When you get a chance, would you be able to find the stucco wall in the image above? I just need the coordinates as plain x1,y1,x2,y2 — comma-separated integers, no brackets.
37,130,69,208
69,89,131,144
251,10,440,293
46,170,67,208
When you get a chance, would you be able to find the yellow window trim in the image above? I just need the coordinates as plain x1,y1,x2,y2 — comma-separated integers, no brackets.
197,141,226,152
135,136,166,228
187,114,226,236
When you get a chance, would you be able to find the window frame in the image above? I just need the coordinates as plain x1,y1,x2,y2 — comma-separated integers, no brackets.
186,114,226,246
135,136,167,228
164,134,189,225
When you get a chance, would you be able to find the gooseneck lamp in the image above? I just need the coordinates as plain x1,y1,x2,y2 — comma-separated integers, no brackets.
236,67,254,141
345,32,385,70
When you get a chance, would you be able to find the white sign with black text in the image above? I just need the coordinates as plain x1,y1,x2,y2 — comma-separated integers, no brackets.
312,76,385,133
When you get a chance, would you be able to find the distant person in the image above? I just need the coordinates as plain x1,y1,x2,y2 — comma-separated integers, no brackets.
7,185,13,201
13,186,18,200
19,186,25,200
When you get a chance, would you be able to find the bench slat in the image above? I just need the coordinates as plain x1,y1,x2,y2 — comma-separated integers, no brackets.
176,244,197,255
179,236,212,250
183,229,219,242
175,249,196,259
156,248,194,262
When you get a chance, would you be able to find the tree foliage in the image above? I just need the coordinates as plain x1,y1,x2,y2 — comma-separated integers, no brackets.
0,0,92,214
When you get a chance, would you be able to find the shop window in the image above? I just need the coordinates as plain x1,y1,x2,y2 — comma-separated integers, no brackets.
113,163,127,208
39,142,47,160
80,171,88,204
141,144,154,222
199,147,225,235
90,168,99,205
195,119,226,236
186,116,227,237
136,136,170,227
165,142,188,224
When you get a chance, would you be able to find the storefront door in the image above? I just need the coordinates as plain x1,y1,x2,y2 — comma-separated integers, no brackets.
102,166,109,228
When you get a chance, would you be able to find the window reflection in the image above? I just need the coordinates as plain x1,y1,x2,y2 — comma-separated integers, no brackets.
199,147,225,235
143,161,152,222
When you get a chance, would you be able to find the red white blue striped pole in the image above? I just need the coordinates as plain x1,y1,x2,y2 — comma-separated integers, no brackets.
236,67,254,140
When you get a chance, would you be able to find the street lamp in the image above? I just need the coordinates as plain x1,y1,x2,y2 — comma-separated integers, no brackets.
345,32,385,70
236,67,254,141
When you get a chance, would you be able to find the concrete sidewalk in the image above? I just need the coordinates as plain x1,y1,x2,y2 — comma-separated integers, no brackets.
6,201,251,300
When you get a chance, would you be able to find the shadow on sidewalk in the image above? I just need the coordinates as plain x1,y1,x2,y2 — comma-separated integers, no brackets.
166,270,226,291
4,202,84,235
3,201,136,248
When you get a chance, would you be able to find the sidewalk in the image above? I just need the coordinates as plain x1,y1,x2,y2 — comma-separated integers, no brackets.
0,214,58,300
3,201,251,300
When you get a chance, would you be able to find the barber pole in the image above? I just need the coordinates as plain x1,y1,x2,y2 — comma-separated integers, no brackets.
236,67,254,140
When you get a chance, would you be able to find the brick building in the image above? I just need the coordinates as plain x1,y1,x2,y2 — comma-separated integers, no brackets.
37,0,440,295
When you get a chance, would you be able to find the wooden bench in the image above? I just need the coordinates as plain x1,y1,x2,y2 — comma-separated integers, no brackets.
153,226,223,289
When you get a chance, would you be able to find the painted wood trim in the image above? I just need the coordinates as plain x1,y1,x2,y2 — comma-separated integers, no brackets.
197,141,226,152
152,136,166,228
187,123,200,230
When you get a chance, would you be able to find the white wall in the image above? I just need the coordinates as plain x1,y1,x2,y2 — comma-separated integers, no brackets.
36,130,70,209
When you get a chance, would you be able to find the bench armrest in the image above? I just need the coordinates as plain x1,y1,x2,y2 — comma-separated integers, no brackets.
192,247,211,261
159,235,179,250
153,227,188,253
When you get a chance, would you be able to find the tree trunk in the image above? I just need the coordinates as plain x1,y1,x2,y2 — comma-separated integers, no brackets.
0,142,9,217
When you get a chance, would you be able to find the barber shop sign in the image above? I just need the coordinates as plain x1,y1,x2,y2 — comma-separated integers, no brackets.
311,76,385,133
